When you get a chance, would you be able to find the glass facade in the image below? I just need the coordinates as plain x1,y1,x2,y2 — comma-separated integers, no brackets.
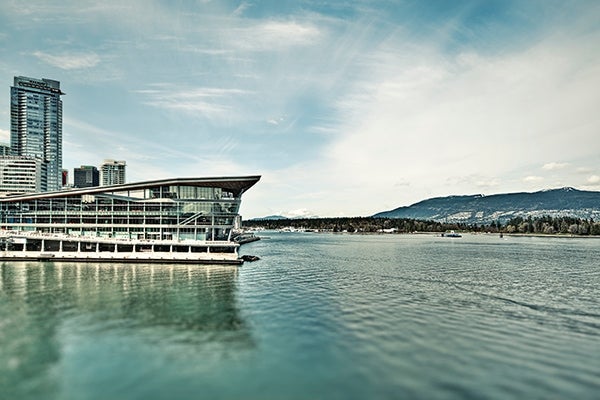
0,177,259,243
10,76,64,192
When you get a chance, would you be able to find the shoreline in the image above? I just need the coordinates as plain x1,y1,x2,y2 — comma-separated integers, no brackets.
259,230,600,239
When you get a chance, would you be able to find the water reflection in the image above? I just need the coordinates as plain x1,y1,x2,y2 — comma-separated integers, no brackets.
0,262,253,399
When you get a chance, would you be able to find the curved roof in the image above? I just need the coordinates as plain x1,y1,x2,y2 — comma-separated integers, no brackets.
0,175,261,202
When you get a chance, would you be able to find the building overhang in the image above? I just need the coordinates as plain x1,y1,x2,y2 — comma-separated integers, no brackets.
0,175,261,202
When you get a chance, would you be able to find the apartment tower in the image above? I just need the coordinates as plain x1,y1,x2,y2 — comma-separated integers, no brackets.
10,76,64,191
100,159,126,186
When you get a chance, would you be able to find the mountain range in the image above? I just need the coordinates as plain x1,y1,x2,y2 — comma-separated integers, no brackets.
372,187,600,224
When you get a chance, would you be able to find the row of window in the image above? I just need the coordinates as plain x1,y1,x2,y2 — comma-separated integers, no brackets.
11,225,232,242
2,202,237,213
3,215,234,226
1,197,239,213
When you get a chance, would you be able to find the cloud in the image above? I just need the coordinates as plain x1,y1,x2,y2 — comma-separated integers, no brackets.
229,20,323,51
587,175,600,184
136,85,251,120
442,175,501,193
576,167,593,174
523,176,544,183
233,2,251,17
284,208,315,218
318,19,600,211
63,117,208,183
0,128,9,143
65,117,207,163
266,116,290,127
542,162,569,171
32,51,100,69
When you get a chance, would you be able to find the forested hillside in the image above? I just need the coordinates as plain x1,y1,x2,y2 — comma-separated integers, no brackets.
245,215,600,235
373,187,600,223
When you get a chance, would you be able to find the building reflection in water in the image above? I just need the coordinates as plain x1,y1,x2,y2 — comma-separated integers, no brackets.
0,262,253,399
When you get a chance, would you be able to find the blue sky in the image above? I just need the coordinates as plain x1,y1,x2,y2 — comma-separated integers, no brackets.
0,0,599,218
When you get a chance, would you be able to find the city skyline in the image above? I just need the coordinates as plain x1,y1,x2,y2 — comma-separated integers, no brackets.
0,1,599,218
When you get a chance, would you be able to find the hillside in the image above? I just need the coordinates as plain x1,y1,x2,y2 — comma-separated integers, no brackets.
372,187,600,223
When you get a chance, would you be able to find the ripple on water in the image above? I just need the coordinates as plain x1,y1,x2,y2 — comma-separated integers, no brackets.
1,234,600,399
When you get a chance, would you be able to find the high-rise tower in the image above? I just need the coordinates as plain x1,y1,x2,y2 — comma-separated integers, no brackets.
100,159,126,186
10,76,64,191
74,165,100,188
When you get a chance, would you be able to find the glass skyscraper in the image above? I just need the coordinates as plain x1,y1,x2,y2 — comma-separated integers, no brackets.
10,76,64,191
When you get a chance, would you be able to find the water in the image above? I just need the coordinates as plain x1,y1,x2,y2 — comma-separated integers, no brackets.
1,233,599,399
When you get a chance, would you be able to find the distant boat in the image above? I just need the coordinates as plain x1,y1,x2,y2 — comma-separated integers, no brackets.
441,230,462,238
233,232,261,244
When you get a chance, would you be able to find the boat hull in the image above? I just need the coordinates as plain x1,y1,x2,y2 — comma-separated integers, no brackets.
0,251,243,264
0,234,243,265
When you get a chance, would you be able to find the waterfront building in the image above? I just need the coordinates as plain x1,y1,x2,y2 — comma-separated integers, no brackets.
10,76,64,192
0,175,260,263
0,156,45,195
74,165,99,188
101,159,126,186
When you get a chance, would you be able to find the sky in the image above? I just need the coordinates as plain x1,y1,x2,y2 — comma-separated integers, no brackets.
0,0,599,218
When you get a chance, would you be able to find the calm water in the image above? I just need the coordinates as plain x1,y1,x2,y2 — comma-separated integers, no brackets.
1,233,599,399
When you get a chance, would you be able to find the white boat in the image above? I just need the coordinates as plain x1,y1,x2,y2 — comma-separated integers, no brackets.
0,176,260,264
232,232,261,244
441,230,462,238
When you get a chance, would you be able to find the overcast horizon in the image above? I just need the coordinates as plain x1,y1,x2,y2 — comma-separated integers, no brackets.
1,1,599,218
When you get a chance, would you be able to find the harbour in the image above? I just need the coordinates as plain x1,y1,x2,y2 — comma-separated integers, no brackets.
0,2,598,399
1,232,599,399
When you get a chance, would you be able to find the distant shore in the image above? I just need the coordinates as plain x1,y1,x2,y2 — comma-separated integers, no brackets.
250,229,600,239
501,232,600,239
244,215,600,237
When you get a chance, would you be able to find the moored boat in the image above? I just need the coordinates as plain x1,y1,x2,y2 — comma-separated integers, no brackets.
441,230,462,238
233,232,261,244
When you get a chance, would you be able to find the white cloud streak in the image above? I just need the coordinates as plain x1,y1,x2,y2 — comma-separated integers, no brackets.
543,162,570,170
32,51,100,69
0,129,9,143
136,86,252,119
523,176,544,183
587,175,600,184
228,20,323,52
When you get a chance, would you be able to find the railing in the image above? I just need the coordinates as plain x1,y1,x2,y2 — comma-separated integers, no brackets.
0,230,237,246
179,212,206,226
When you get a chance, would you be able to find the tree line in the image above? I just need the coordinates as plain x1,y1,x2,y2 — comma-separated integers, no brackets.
501,216,600,235
244,216,600,236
